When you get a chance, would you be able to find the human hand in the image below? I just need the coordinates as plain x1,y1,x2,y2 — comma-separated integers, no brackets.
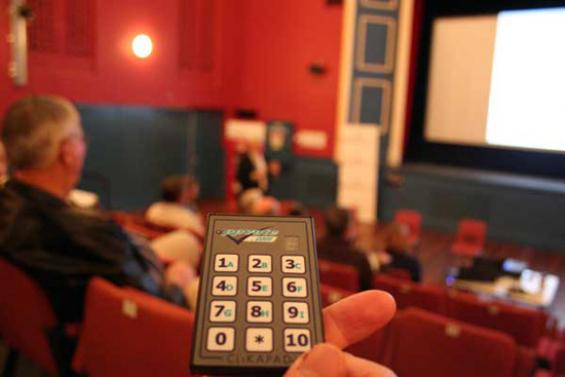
284,290,396,377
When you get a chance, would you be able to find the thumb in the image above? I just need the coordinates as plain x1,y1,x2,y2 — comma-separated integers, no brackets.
293,344,347,377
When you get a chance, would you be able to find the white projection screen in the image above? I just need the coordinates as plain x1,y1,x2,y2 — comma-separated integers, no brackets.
424,7,565,154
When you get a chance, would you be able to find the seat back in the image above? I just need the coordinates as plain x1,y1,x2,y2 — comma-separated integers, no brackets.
318,259,360,291
384,308,518,377
73,278,195,377
0,260,58,374
319,283,355,307
373,275,448,315
447,292,546,347
553,343,565,375
394,209,422,240
456,218,487,247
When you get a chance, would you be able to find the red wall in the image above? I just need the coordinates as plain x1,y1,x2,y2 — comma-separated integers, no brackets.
0,0,244,113
0,0,342,158
232,0,343,158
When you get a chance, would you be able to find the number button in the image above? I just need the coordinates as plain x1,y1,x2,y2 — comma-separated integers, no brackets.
212,276,237,296
246,301,273,323
248,255,272,273
283,302,309,324
282,277,307,298
214,254,239,272
282,256,305,274
247,277,272,297
284,329,311,352
209,300,236,323
207,327,235,351
246,328,273,352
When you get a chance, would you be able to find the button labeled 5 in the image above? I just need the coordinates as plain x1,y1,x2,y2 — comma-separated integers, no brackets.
247,277,272,297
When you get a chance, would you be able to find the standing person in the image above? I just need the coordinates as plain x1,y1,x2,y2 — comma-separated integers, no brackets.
0,95,195,326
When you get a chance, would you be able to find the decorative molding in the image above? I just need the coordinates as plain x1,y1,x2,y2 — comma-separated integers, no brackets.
351,77,392,132
360,0,399,11
356,14,397,73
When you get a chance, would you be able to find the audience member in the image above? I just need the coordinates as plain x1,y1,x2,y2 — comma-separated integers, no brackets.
150,229,202,269
0,140,7,185
287,201,308,216
238,187,281,216
145,175,204,238
0,95,195,325
317,207,373,290
382,222,422,282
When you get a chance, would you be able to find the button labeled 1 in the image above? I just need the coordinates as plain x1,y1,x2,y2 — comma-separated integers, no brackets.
282,256,305,273
209,301,236,322
247,301,272,323
282,277,307,297
248,255,272,273
214,254,238,272
284,329,311,352
212,276,237,296
207,327,235,351
283,302,309,324
247,277,272,297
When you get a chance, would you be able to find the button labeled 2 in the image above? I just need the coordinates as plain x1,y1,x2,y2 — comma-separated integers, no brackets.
212,276,237,296
209,300,236,322
282,277,307,297
207,327,235,352
248,255,272,273
247,277,272,297
283,302,309,324
282,256,305,273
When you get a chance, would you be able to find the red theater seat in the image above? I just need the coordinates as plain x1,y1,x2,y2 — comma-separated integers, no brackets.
318,259,360,291
447,292,547,348
319,283,355,307
451,218,487,257
383,308,520,377
373,275,448,315
0,260,58,375
73,278,195,377
394,209,422,247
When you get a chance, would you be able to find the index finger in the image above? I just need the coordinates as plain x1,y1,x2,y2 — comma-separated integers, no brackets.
323,290,396,349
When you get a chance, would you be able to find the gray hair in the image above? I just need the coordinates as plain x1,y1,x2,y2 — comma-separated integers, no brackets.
2,95,80,170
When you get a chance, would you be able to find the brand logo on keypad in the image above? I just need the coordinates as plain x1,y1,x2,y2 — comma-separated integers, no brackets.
217,227,279,244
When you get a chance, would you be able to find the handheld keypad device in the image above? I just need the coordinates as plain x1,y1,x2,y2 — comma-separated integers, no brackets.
190,214,324,376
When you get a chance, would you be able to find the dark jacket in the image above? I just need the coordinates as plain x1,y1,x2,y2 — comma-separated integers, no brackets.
387,248,422,283
0,179,184,323
317,236,373,291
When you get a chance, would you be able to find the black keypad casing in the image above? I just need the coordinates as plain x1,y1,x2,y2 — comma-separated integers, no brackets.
190,215,324,376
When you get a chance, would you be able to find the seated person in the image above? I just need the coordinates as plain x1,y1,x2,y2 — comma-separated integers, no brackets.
317,207,373,291
238,188,281,216
381,222,422,282
0,95,195,327
145,175,204,238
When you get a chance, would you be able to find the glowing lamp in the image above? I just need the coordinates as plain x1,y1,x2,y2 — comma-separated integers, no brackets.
132,34,153,59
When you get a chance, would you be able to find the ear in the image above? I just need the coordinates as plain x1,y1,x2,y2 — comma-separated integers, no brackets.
58,140,75,167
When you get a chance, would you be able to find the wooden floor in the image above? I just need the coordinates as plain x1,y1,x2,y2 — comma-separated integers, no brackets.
356,223,565,328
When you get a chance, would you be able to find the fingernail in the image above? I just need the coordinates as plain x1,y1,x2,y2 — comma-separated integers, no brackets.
296,344,346,377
